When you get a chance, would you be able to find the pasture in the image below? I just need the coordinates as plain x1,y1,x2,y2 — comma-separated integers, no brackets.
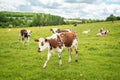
0,21,120,80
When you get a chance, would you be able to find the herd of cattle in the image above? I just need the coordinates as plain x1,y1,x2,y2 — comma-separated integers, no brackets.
16,27,109,68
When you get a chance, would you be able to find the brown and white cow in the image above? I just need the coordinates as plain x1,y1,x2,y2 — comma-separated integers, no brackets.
18,29,32,44
50,28,71,34
35,32,78,68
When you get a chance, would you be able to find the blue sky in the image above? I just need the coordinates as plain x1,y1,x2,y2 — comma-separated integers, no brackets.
0,0,120,19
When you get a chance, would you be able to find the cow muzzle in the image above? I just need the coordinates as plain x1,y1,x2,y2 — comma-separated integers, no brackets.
38,48,41,53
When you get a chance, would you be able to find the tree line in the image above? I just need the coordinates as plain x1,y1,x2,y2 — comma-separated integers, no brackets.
106,14,120,22
0,11,120,28
0,11,65,28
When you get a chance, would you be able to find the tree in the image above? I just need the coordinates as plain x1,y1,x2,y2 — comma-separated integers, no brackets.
106,14,116,22
0,13,9,27
116,16,120,20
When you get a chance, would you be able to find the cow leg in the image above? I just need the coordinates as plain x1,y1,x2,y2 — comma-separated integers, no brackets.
22,37,25,44
68,48,72,63
57,48,63,66
27,37,30,43
18,33,21,43
58,52,62,66
75,45,78,62
26,37,30,45
43,52,51,68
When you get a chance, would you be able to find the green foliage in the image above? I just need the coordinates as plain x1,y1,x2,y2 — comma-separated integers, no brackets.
106,14,117,22
0,21,120,80
0,11,65,28
30,13,65,26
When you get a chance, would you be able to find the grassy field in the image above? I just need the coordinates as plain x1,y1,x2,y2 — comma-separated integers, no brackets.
0,21,120,80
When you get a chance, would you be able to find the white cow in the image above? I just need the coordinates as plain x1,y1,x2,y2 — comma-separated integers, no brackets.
82,29,91,34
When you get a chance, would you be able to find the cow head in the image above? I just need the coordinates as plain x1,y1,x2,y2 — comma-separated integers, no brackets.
35,38,49,52
27,30,32,36
50,28,58,34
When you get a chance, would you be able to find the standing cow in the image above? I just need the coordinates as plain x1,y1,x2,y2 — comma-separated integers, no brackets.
18,29,32,44
50,28,71,34
35,32,78,68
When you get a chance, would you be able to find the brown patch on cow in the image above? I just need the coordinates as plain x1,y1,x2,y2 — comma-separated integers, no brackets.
60,32,76,47
47,32,77,50
48,39,59,49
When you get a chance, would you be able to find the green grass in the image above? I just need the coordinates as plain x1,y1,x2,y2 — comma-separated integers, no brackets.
0,21,120,80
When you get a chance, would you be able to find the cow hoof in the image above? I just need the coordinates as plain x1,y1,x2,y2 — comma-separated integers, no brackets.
43,66,46,69
59,64,62,66
43,65,47,68
75,60,78,62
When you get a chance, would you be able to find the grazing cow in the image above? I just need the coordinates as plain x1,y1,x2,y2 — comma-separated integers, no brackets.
50,28,71,34
35,32,78,68
18,29,32,44
74,23,77,27
82,29,91,34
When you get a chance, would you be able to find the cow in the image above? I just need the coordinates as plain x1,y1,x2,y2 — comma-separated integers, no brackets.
74,23,77,27
35,32,78,68
97,28,109,36
50,28,71,34
18,29,32,44
82,29,91,34
8,28,11,32
101,30,109,35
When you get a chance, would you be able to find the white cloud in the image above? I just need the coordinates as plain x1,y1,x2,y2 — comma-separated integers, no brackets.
0,0,120,19
107,0,120,3
0,0,29,11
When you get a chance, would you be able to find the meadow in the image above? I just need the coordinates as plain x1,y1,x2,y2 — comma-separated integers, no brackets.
0,21,120,80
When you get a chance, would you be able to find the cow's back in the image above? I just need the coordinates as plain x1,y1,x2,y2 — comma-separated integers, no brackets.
60,32,76,47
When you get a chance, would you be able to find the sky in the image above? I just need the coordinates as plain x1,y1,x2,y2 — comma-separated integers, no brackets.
0,0,120,19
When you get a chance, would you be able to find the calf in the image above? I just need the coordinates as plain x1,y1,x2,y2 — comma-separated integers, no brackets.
50,28,71,34
35,32,78,68
18,29,32,44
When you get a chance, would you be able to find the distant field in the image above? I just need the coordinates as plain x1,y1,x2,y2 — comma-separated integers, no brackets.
0,21,120,80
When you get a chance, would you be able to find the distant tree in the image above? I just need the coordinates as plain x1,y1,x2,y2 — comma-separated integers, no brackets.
82,19,86,23
0,13,9,27
106,14,116,23
116,16,120,20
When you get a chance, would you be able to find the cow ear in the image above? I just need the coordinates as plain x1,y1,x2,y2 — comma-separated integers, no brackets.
35,39,39,42
58,29,60,31
45,38,48,42
50,28,52,31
